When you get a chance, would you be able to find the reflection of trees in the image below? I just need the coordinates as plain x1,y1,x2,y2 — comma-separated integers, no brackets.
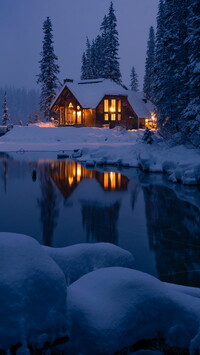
143,185,200,287
131,184,140,210
2,161,8,193
38,167,59,246
82,201,121,244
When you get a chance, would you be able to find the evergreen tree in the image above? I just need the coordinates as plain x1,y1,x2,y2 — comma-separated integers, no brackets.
102,1,122,83
81,52,88,80
93,35,104,78
183,0,200,146
130,66,139,91
154,0,189,134
80,2,121,83
2,92,9,126
37,17,60,120
143,26,155,101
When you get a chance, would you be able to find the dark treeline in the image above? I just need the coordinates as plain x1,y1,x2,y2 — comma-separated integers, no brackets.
0,87,40,125
143,0,200,146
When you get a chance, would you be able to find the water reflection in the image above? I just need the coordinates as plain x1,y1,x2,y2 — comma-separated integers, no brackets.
143,184,200,286
51,161,129,199
82,201,121,244
0,157,200,287
37,167,59,246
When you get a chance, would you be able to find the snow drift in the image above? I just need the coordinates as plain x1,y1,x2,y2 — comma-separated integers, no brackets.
68,267,200,355
44,242,134,284
0,233,68,351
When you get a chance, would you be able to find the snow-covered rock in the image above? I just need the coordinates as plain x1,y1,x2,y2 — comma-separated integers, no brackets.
44,243,134,285
0,233,68,351
67,267,200,355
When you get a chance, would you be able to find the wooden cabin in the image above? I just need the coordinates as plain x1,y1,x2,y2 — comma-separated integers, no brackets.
50,79,156,129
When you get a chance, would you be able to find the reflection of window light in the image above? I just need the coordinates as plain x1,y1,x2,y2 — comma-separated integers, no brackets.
110,172,116,189
117,173,121,186
68,176,73,185
104,173,109,189
77,165,82,177
77,166,81,182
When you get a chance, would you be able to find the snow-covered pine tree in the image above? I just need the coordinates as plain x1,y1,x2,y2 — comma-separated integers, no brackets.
183,0,200,146
143,26,155,101
170,0,189,130
101,2,122,83
2,92,9,126
93,35,104,78
154,0,178,132
130,66,139,91
154,0,165,123
154,0,189,135
81,52,88,80
37,17,60,120
100,15,109,79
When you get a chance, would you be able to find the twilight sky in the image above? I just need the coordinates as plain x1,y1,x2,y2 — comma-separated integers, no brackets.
0,0,159,90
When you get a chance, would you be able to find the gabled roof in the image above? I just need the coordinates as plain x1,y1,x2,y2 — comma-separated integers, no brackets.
51,79,155,118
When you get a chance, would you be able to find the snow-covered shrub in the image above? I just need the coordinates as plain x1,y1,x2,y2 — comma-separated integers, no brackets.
0,233,68,352
44,243,134,284
67,267,200,355
142,127,154,144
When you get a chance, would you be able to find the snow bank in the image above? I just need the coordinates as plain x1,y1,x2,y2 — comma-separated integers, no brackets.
1,126,200,185
44,243,134,284
68,267,200,355
0,233,68,351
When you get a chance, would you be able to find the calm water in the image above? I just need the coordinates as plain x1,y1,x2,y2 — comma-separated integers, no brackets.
0,153,200,288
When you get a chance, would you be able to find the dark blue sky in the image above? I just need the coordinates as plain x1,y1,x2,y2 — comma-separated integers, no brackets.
0,0,159,90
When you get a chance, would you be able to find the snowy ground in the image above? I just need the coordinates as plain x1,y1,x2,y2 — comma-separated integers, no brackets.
0,125,200,185
1,233,200,354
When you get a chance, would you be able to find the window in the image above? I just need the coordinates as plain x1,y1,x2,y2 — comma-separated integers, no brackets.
118,100,121,113
111,99,116,112
103,98,121,121
104,99,109,112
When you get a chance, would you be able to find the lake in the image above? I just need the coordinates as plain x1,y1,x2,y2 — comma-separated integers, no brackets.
0,152,200,288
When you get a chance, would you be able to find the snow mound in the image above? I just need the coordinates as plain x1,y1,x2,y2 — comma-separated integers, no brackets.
44,243,134,284
168,163,200,185
0,233,68,351
68,267,200,355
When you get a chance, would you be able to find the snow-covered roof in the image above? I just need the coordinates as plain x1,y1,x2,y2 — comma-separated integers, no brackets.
51,79,155,118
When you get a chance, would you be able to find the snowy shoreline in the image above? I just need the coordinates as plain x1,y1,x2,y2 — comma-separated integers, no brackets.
0,125,200,185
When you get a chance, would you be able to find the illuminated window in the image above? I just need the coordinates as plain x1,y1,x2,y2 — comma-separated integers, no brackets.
103,98,121,121
68,102,73,108
118,100,121,112
104,99,109,112
110,99,116,112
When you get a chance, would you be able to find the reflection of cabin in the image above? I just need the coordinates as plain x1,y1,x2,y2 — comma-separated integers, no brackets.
50,79,156,129
50,161,129,200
